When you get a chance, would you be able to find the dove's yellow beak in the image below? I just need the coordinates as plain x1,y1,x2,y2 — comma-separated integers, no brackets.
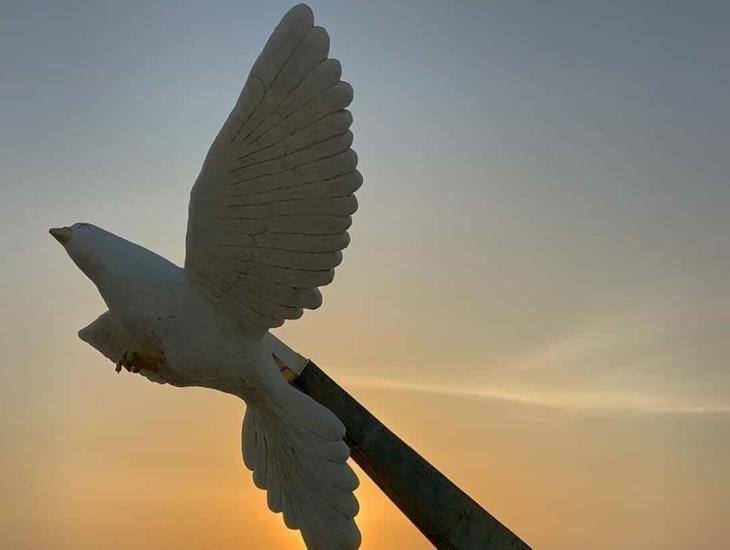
49,226,72,245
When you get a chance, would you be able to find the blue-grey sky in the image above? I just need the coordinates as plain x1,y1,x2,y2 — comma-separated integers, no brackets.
1,2,729,549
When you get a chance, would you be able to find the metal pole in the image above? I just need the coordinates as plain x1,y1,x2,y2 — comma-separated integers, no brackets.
292,361,531,549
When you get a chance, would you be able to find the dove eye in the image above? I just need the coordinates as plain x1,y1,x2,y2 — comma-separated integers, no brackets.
77,223,90,230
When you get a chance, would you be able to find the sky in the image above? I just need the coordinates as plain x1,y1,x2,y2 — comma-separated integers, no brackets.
1,0,729,548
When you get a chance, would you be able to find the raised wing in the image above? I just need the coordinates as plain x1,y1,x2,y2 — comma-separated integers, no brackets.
185,4,361,331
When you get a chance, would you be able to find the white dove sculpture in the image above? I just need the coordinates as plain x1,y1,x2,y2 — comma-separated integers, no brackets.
49,4,362,549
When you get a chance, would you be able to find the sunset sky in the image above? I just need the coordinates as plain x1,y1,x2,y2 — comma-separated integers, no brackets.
2,1,729,548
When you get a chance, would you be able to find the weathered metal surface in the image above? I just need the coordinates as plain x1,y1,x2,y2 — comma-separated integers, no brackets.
293,361,531,550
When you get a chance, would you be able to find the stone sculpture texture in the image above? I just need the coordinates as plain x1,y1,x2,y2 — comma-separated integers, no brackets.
49,4,362,548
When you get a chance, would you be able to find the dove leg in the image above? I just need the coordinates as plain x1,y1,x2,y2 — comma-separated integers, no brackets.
115,348,165,374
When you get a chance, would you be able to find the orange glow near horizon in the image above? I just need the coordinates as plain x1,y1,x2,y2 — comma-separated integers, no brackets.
4,343,728,549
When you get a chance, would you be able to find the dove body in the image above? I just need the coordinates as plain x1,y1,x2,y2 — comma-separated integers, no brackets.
56,222,279,401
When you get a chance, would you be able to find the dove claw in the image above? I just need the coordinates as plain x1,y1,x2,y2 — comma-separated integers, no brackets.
115,348,164,375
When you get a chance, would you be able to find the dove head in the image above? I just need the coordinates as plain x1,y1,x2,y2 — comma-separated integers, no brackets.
49,223,131,282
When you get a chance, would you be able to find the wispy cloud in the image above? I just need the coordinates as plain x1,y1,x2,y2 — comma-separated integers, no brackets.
342,373,730,415
340,307,730,415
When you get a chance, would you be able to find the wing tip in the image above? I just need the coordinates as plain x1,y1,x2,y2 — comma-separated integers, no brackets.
285,3,315,26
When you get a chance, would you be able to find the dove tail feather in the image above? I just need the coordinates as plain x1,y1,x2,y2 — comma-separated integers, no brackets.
242,384,361,549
